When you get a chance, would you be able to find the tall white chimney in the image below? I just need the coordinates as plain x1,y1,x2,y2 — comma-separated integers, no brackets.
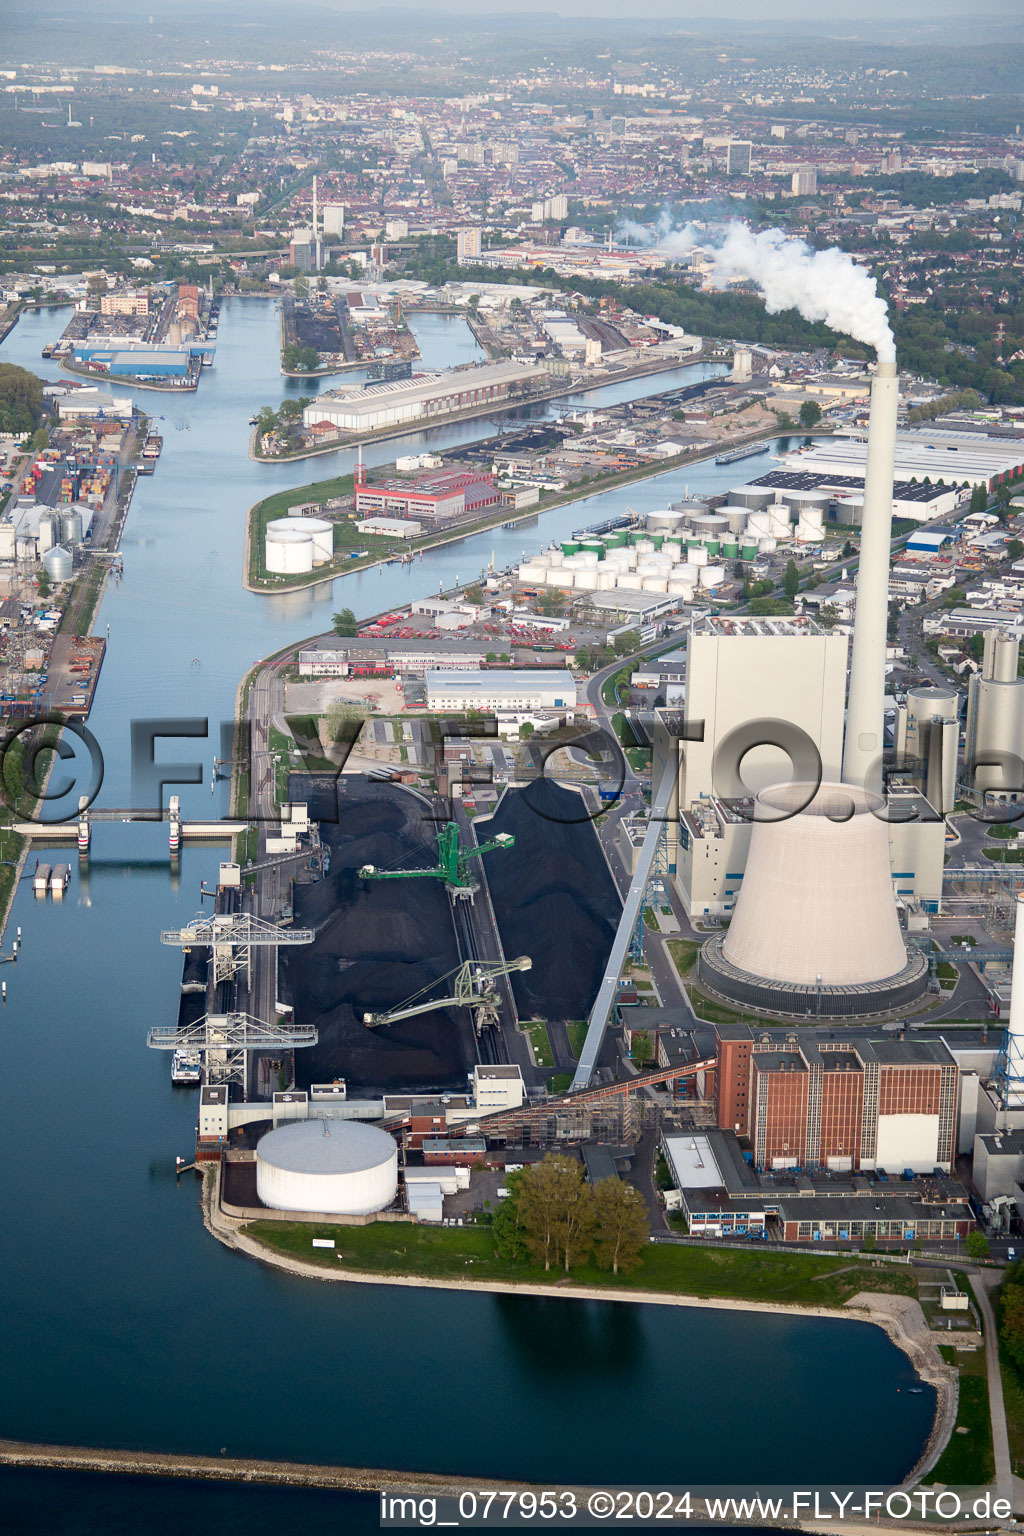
1004,892,1024,1108
841,358,899,791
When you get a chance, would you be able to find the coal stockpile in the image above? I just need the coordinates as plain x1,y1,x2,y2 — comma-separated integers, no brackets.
482,780,621,1022
281,777,475,1095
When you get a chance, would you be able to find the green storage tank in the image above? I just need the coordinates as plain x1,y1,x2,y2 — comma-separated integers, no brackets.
722,538,739,558
581,540,605,559
704,538,720,557
604,531,627,547
649,533,665,549
561,540,580,557
740,540,757,560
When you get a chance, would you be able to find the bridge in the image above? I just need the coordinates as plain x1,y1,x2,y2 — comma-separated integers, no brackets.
14,794,246,853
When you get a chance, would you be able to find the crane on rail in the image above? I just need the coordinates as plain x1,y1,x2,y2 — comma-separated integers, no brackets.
358,820,514,898
363,955,532,1034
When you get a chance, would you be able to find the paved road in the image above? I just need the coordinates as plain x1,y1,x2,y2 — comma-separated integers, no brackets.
969,1269,1014,1507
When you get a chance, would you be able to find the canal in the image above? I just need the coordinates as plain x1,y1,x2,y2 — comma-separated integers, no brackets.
0,302,932,1519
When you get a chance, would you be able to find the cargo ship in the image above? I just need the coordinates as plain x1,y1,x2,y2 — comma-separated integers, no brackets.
715,443,770,466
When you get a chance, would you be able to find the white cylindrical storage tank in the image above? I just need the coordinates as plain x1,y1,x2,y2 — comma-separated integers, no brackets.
544,567,568,585
691,512,730,539
547,549,564,567
518,562,539,580
701,564,725,589
746,511,772,540
269,515,334,564
646,508,688,532
768,507,792,539
576,551,599,569
667,578,694,596
43,544,74,583
758,536,777,554
688,543,708,567
266,526,314,574
836,494,863,526
641,576,668,592
796,511,825,542
781,488,831,515
729,484,776,511
633,538,654,554
573,569,598,590
595,569,617,590
255,1119,398,1216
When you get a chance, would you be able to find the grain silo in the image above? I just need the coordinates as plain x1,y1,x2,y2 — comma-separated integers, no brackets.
256,1119,398,1215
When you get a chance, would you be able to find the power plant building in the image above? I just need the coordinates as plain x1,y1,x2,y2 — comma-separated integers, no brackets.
713,1025,959,1174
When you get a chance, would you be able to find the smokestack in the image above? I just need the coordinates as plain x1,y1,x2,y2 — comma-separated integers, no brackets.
312,174,318,239
842,359,899,791
1003,893,1024,1108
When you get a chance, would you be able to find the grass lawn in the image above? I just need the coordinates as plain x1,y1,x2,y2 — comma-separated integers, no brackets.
244,1219,919,1307
522,1019,554,1068
566,1021,588,1058
666,939,700,976
984,847,1024,863
1000,1346,1024,1477
923,1347,995,1488
547,1072,574,1094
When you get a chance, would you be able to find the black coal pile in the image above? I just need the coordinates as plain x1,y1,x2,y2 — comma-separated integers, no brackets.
281,777,474,1094
482,779,621,1021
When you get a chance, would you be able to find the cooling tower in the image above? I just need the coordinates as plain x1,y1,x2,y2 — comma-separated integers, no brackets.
699,780,928,1016
842,359,899,790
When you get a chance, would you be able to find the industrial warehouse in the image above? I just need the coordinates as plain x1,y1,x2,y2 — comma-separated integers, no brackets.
302,360,546,434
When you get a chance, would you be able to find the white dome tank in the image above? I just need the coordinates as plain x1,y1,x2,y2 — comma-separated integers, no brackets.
547,549,564,567
688,543,709,567
268,515,334,564
256,1119,398,1216
701,564,726,588
746,511,772,540
573,569,599,590
667,578,695,596
758,536,777,554
632,538,655,554
595,569,617,589
641,576,668,592
266,526,314,574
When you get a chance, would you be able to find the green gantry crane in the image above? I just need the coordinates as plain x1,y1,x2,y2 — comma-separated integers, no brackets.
358,820,514,896
363,956,532,1033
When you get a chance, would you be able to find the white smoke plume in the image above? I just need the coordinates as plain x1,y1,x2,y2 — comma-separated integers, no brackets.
619,216,895,362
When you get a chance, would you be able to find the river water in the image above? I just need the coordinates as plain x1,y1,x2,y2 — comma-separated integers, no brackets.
0,302,932,1523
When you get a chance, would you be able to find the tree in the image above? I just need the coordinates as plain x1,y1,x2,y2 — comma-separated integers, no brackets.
817,603,839,629
36,568,50,599
970,483,989,515
968,633,985,663
332,608,358,636
842,540,855,558
256,406,277,435
630,1029,654,1067
518,1154,593,1273
1008,540,1024,563
519,721,535,739
965,1230,990,1260
592,1178,649,1275
614,629,642,656
798,399,822,428
1000,1283,1024,1373
491,1169,528,1261
783,559,800,599
553,1168,597,1274
463,584,485,604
